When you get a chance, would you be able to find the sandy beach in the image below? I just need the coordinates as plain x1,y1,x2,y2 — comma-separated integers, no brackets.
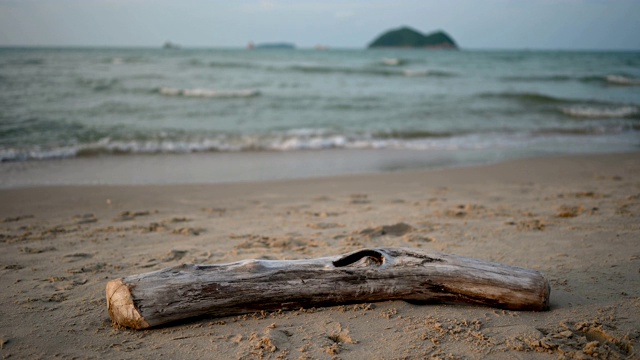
1,152,639,359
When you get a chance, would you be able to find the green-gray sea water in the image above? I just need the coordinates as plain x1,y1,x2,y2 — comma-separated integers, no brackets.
1,47,639,165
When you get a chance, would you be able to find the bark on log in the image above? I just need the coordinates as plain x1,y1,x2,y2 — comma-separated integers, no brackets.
106,247,550,329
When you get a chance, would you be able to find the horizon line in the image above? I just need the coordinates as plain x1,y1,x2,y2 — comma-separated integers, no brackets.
1,44,639,52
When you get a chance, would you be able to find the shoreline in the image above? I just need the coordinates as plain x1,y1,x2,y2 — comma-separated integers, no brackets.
1,152,639,358
2,148,638,189
3,151,639,217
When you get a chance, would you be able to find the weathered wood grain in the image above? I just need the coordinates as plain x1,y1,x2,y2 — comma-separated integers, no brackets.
106,247,550,329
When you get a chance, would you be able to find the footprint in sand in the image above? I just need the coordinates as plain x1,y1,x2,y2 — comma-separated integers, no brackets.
313,196,332,202
511,320,634,359
72,213,97,225
235,235,302,250
307,222,344,230
145,222,169,232
113,210,150,222
62,252,93,263
162,249,188,262
66,262,106,274
202,207,227,217
357,223,414,238
556,205,583,218
1,215,34,223
164,217,190,223
508,219,546,231
234,234,324,252
403,233,435,243
445,204,486,218
171,227,203,236
307,211,342,217
20,246,56,254
349,194,370,205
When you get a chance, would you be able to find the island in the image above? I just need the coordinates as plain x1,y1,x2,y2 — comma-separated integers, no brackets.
162,41,180,50
368,26,458,49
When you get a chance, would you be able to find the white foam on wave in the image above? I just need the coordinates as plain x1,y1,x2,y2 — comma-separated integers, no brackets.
381,58,402,66
270,135,349,151
81,137,240,154
561,105,639,119
0,134,479,161
0,147,78,162
282,128,336,137
4,128,637,163
606,75,640,86
158,87,260,98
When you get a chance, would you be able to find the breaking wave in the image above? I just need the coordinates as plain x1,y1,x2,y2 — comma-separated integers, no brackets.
77,77,120,92
207,61,257,69
157,87,260,98
381,58,406,66
2,127,636,162
501,75,600,83
402,70,430,77
561,106,639,119
478,92,571,104
185,58,453,78
501,74,640,86
3,58,45,66
481,92,639,119
606,75,640,86
289,64,454,78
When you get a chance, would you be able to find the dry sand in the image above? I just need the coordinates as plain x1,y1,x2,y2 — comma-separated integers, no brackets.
1,152,639,359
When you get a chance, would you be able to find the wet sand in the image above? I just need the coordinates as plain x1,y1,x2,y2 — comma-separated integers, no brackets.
1,152,639,359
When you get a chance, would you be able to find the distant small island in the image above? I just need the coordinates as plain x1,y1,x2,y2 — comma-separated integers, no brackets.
368,27,458,49
162,41,180,50
247,42,296,50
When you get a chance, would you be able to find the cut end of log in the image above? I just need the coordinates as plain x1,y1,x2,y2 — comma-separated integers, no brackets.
106,279,150,330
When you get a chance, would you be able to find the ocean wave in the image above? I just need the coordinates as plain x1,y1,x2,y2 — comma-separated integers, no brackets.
0,136,456,161
402,70,429,77
501,74,640,86
502,75,568,82
157,87,260,98
606,75,640,86
182,59,260,70
374,130,451,139
0,147,78,162
290,64,454,78
291,65,390,76
404,69,454,77
77,77,119,92
478,92,570,104
3,128,634,162
3,58,45,66
501,75,601,84
103,56,149,65
208,61,256,69
187,58,454,78
477,92,639,119
560,105,639,119
381,58,406,66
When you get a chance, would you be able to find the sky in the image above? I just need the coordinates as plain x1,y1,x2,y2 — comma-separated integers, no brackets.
1,0,639,50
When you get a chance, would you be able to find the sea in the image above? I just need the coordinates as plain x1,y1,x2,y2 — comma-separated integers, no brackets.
1,47,639,187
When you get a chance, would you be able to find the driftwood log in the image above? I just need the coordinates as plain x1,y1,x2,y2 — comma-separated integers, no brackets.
106,247,550,329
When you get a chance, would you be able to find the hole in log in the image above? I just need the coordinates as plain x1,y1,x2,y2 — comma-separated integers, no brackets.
332,249,384,268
